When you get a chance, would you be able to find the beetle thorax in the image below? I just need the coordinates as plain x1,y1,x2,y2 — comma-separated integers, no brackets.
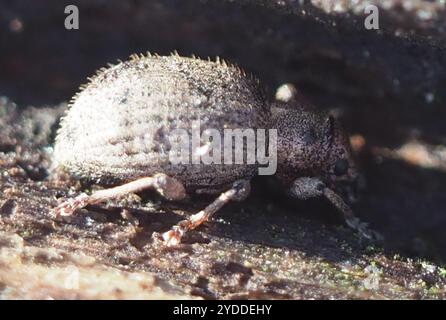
271,106,336,185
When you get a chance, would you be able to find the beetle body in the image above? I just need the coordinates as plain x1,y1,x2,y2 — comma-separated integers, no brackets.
54,54,269,191
53,53,375,245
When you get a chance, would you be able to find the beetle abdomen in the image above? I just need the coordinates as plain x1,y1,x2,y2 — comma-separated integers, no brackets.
54,54,269,189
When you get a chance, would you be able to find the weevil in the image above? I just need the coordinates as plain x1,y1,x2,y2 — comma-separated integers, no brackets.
53,53,375,246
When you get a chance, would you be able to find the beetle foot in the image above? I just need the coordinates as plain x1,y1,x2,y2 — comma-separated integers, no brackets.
161,225,187,247
345,216,383,242
52,193,89,218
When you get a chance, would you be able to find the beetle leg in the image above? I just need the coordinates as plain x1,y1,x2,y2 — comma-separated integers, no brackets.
161,180,251,246
322,187,380,240
290,177,381,240
52,173,186,217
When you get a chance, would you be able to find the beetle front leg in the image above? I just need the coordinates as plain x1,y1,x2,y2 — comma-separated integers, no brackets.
290,177,379,240
53,173,186,218
161,180,251,246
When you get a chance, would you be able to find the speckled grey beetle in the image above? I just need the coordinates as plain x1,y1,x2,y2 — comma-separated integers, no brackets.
53,53,374,246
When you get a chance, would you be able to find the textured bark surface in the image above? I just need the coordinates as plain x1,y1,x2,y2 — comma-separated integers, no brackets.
0,0,446,299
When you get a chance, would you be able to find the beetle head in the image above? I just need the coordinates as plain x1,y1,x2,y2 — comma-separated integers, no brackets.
271,105,361,202
321,114,361,202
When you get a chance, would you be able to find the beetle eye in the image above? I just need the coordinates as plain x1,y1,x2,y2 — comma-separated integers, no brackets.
334,159,349,176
